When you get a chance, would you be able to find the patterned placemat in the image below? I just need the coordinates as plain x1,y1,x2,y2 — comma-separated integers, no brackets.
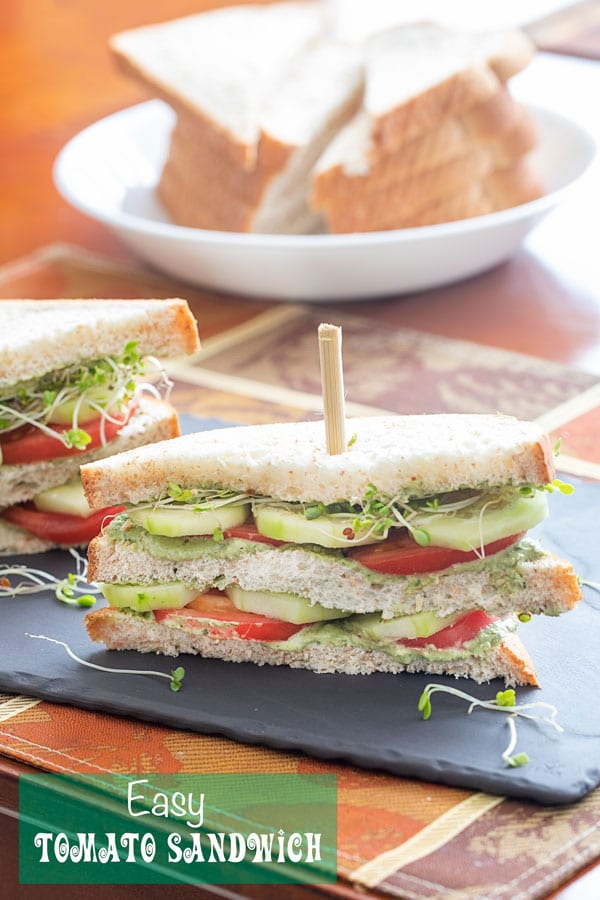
1,244,600,898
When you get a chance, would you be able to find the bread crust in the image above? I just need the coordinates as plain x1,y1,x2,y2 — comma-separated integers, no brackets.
321,153,544,233
0,299,199,388
84,606,538,685
81,414,555,509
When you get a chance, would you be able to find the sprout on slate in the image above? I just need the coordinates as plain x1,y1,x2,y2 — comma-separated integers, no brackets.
26,634,186,692
0,549,100,607
417,683,562,769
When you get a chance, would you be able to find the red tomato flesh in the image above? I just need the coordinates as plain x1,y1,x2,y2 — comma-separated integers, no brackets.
222,523,285,546
0,403,136,465
2,503,125,545
398,610,497,649
348,532,524,575
154,593,304,642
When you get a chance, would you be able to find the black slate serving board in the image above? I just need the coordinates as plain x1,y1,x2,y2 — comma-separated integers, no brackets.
0,415,598,804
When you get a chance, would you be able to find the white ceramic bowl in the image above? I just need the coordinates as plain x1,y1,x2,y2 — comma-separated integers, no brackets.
54,100,596,301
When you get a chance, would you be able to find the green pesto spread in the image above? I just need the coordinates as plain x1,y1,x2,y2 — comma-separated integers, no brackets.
269,616,516,662
107,517,270,562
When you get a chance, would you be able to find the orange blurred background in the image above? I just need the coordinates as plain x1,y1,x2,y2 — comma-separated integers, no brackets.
0,0,274,263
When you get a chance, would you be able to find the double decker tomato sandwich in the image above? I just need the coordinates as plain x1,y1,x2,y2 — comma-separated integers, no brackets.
80,415,581,685
0,299,199,553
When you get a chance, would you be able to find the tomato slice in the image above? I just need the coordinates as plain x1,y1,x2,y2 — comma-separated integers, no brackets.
348,532,524,575
0,402,136,465
1,503,125,545
222,523,285,547
154,593,304,642
399,610,497,649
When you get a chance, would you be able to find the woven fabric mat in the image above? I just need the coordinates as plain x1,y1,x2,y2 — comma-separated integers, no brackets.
1,245,600,899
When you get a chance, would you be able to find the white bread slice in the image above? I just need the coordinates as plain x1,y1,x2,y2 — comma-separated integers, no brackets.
363,23,534,154
310,25,539,233
157,40,363,234
84,606,539,686
111,2,324,169
86,534,581,621
0,396,179,512
81,415,555,509
0,299,199,389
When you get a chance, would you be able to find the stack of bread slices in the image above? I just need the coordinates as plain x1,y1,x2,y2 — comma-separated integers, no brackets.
112,2,542,234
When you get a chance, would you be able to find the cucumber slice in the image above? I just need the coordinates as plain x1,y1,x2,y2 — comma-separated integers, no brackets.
254,504,383,549
352,609,464,641
226,584,352,624
99,582,198,612
33,479,91,518
127,503,250,537
48,386,121,425
410,491,548,552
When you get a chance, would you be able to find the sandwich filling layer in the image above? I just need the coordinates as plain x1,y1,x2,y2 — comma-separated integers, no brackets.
89,475,580,619
98,590,518,666
0,340,173,549
0,340,151,465
90,477,579,664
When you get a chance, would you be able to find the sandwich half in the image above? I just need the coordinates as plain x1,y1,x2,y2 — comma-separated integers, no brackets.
81,416,581,685
0,299,199,554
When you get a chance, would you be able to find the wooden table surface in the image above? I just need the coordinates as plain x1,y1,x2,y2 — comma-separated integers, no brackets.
2,2,600,898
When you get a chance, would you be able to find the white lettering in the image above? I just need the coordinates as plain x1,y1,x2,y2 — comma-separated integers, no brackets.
170,791,186,819
305,833,321,863
276,830,286,863
248,832,274,863
228,832,246,863
69,833,97,863
127,780,150,818
208,832,226,862
167,832,181,863
127,779,204,829
186,792,204,829
183,832,205,863
119,833,140,863
151,791,169,819
33,833,52,863
54,833,69,864
140,833,156,863
287,833,303,863
98,833,120,864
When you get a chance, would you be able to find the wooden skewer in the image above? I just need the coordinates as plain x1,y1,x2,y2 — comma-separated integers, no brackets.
318,323,346,455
